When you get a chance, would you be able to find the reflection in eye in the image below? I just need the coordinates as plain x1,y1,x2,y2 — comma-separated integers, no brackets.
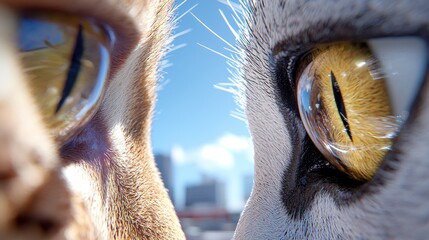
19,18,64,51
297,43,404,181
18,12,111,143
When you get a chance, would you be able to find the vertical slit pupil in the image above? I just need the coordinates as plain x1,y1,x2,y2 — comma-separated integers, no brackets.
330,71,353,142
56,24,84,113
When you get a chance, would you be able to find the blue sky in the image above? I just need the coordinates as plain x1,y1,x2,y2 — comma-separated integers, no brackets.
151,0,253,211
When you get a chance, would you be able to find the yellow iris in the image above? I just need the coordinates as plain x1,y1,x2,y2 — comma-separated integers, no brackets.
19,12,111,142
298,43,399,180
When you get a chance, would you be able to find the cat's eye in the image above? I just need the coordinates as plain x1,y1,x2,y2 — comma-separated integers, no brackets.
296,38,427,181
18,12,111,143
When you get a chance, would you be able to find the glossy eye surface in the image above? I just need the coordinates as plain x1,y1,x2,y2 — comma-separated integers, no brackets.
296,40,426,181
19,12,111,143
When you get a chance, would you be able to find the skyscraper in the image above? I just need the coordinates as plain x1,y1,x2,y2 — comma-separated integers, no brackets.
185,178,225,209
155,153,175,204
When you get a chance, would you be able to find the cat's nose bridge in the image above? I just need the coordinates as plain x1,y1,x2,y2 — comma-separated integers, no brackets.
0,7,56,170
0,7,60,231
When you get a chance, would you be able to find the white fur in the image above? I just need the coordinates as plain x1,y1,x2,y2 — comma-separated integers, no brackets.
232,0,429,239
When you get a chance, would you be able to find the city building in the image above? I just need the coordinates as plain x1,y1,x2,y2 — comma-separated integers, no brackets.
154,153,174,204
185,178,225,209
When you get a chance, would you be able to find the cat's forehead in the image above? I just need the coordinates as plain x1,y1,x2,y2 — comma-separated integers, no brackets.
244,0,429,51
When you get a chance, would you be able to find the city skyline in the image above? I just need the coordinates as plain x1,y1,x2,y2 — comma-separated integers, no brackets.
151,0,254,213
156,149,253,212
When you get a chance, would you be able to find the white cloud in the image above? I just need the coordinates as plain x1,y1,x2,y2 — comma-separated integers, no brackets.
199,144,234,169
171,145,186,164
171,133,253,171
218,133,251,152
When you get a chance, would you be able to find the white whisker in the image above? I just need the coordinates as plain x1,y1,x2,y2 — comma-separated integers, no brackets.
191,13,238,52
231,110,247,122
171,29,192,40
198,43,236,63
216,82,247,122
219,9,239,41
215,85,236,95
231,14,244,30
194,0,247,122
168,43,187,54
217,82,237,87
218,0,243,14
223,46,239,54
215,82,238,91
172,0,188,13
175,4,198,22
221,0,244,26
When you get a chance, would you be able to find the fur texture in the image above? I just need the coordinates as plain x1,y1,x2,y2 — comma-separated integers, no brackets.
233,0,429,239
0,0,185,239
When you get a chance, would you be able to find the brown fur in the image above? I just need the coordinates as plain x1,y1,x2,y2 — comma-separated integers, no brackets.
0,0,185,239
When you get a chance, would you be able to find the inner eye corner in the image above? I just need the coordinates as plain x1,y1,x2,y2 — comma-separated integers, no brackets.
291,50,313,82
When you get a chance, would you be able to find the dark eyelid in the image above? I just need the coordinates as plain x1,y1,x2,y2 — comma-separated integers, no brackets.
271,0,429,56
3,0,140,76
